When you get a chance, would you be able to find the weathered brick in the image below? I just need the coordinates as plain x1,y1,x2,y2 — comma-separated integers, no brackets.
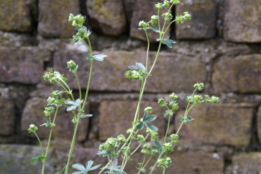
257,106,261,142
54,50,207,93
130,0,170,42
224,0,261,43
21,97,89,141
124,151,224,174
227,153,261,174
0,145,54,174
38,0,79,38
99,100,165,141
0,47,50,84
175,104,253,146
0,31,32,47
0,98,15,135
213,54,261,93
87,0,126,36
176,0,217,39
0,0,32,32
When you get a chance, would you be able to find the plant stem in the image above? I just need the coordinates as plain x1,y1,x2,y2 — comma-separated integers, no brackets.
145,30,150,71
34,132,44,156
164,115,171,144
41,107,59,174
64,59,93,174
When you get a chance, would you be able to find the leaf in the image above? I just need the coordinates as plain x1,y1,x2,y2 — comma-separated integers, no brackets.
185,94,188,101
152,146,161,150
143,115,156,122
179,115,184,121
136,122,144,130
162,39,176,48
155,140,162,148
136,62,146,70
72,163,86,171
67,105,77,111
72,171,83,174
31,156,40,163
144,122,158,131
40,121,50,127
89,164,101,171
143,111,148,120
151,26,160,33
128,65,140,70
64,100,76,105
97,150,111,156
80,114,93,118
93,54,107,61
49,68,53,73
86,160,94,170
53,91,66,95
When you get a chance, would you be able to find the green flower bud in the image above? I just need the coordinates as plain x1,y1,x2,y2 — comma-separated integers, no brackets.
151,131,159,141
194,83,204,91
169,93,178,100
67,60,78,73
151,149,159,156
169,100,179,110
44,107,54,117
162,11,173,21
155,3,164,10
117,134,126,143
158,98,167,107
150,15,159,25
137,134,146,143
211,96,219,103
141,148,150,155
175,14,185,24
144,106,153,114
127,128,133,134
170,0,180,5
163,142,174,153
163,0,170,8
170,134,179,142
157,157,172,168
68,13,74,22
47,97,56,105
183,11,191,21
143,143,151,149
164,109,174,117
73,35,80,43
28,124,38,133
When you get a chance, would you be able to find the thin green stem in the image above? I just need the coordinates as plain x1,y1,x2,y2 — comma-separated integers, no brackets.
145,30,150,71
64,59,94,174
41,107,59,174
157,9,161,32
164,115,171,144
149,154,162,174
98,162,110,174
34,132,44,156
74,71,82,103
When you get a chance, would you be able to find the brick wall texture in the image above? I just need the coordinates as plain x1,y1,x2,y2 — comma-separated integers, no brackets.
0,0,261,173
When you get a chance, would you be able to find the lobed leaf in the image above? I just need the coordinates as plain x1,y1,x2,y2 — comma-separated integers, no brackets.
151,26,160,33
80,114,93,118
144,122,158,131
136,122,144,130
162,39,176,48
136,62,146,70
93,54,107,61
143,115,156,122
72,164,86,171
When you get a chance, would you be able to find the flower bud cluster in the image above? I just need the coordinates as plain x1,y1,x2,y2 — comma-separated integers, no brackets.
67,60,78,73
150,15,159,25
28,124,38,133
47,96,65,107
146,128,159,141
170,134,179,144
157,157,172,168
162,11,173,21
175,12,191,24
125,70,145,80
194,83,204,91
163,142,174,153
68,13,85,28
139,20,150,30
122,146,131,156
99,137,118,151
144,106,153,114
170,0,180,5
43,71,66,84
141,143,159,156
117,134,126,143
44,107,54,117
204,95,219,103
158,98,167,107
137,134,146,143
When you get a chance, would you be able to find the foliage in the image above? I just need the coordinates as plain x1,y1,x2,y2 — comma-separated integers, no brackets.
29,1,219,174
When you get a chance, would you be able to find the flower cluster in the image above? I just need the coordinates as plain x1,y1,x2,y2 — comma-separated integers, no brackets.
68,13,85,28
99,137,118,151
170,134,179,144
157,157,172,168
146,128,159,141
43,107,54,117
141,143,159,156
158,93,179,117
28,124,38,133
67,60,78,73
125,70,145,80
43,70,67,85
175,11,191,24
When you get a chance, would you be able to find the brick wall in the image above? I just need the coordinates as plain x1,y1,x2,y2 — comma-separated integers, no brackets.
0,0,261,173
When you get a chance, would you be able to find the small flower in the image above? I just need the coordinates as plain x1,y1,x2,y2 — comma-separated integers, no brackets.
44,107,54,117
183,11,191,21
163,142,173,153
144,106,153,114
158,98,167,107
175,13,185,24
137,134,146,143
67,60,78,73
150,15,159,25
28,124,38,133
169,93,178,100
162,11,173,21
155,3,164,10
117,134,126,143
170,0,180,5
194,83,204,91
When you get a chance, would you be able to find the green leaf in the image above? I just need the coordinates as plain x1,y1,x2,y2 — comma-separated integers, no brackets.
31,156,46,163
80,114,93,118
89,164,101,171
185,94,188,101
155,140,162,148
136,122,144,130
143,115,156,122
93,54,107,61
143,111,148,120
87,56,94,60
72,164,86,171
72,171,83,174
129,65,140,70
67,105,77,111
64,100,76,105
40,121,50,127
53,91,66,95
162,39,176,48
97,150,111,156
144,122,158,131
152,146,161,150
49,68,53,73
136,62,146,70
151,26,160,33
86,160,94,170
62,77,67,82
179,115,184,121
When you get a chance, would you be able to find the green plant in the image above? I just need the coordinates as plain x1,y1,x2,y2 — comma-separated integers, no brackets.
29,1,219,174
